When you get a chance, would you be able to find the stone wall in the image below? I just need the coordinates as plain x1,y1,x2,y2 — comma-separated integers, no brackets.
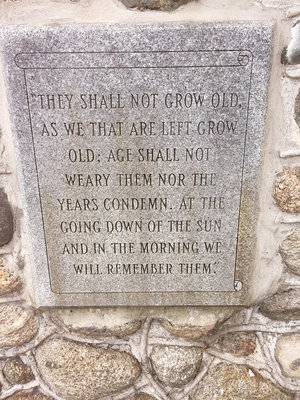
0,0,300,399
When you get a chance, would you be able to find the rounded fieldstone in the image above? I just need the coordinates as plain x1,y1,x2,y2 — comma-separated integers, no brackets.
213,332,257,357
276,335,300,378
0,259,21,296
160,307,236,339
280,230,300,275
259,289,300,320
35,338,141,400
0,304,38,348
5,390,54,400
273,167,300,213
126,394,158,400
3,356,34,384
119,0,193,11
161,319,215,339
0,188,13,246
191,363,293,400
73,319,142,339
150,345,203,387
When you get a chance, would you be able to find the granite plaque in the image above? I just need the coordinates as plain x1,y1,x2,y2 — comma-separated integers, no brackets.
0,23,273,306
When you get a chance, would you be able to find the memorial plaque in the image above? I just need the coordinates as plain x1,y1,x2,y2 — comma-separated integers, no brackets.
0,23,273,306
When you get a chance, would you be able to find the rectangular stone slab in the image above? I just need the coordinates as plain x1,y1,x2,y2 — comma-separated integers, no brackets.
0,23,273,306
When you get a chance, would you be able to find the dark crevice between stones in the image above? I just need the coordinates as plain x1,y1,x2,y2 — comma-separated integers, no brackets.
295,89,300,128
281,47,288,65
0,188,14,247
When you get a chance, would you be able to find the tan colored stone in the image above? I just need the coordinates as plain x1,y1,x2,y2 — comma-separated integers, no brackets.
3,356,34,384
125,394,158,400
273,167,300,213
161,319,215,339
35,338,141,400
150,345,203,387
276,335,300,378
191,363,293,400
73,319,142,338
0,304,38,348
213,332,257,357
279,230,300,275
259,289,300,320
6,390,54,400
0,259,21,296
119,0,193,11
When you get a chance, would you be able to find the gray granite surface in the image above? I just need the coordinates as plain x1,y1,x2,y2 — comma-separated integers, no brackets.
0,23,273,306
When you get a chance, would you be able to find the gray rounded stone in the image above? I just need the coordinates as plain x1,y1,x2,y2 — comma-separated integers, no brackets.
276,335,300,378
150,345,203,387
259,289,300,320
191,363,293,400
119,0,193,11
35,338,141,400
0,188,13,246
279,230,300,275
0,304,38,348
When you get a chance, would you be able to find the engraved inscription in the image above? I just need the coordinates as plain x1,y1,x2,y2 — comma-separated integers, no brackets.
18,50,253,294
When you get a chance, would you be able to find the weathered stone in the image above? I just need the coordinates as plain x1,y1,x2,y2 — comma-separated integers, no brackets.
3,356,34,384
295,90,300,128
259,289,300,320
126,394,158,400
160,307,236,339
161,319,215,340
119,0,193,11
0,304,38,348
280,230,300,275
273,167,300,213
73,319,142,338
6,390,54,400
276,335,300,378
150,345,203,387
0,259,21,296
191,363,293,400
213,332,257,357
0,188,13,246
35,338,141,400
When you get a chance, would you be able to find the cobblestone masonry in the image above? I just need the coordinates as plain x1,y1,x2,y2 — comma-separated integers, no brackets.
0,0,300,399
